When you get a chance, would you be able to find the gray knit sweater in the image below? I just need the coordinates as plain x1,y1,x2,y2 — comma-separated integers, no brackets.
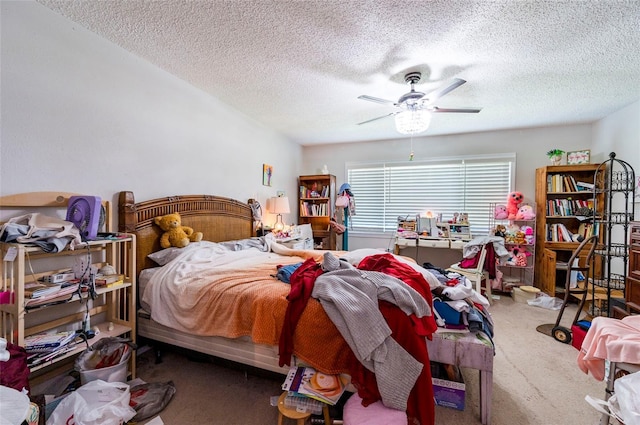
312,252,430,411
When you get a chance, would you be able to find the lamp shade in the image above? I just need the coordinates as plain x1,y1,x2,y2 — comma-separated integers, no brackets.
269,196,290,214
395,109,431,135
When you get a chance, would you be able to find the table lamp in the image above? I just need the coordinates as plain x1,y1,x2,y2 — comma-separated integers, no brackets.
269,196,290,231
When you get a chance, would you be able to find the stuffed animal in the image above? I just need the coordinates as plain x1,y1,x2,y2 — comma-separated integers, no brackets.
507,191,524,220
521,225,534,244
504,223,527,244
494,224,506,237
506,246,531,267
515,204,536,220
154,212,203,249
494,204,508,220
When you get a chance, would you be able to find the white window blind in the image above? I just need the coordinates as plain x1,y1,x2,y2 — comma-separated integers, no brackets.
346,154,515,235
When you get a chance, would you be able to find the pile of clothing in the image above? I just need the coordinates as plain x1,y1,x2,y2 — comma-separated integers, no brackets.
0,213,82,252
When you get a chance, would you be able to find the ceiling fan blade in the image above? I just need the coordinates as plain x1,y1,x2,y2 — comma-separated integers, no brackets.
357,95,397,106
357,112,399,125
431,106,482,113
423,78,467,103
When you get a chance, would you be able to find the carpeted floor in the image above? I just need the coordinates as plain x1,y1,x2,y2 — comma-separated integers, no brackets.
136,295,608,425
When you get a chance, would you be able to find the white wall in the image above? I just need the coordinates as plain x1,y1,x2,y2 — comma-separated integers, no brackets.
592,100,640,177
592,100,640,223
303,124,596,249
0,2,301,226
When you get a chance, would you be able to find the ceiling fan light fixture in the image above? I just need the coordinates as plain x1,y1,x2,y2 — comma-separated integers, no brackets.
395,109,431,134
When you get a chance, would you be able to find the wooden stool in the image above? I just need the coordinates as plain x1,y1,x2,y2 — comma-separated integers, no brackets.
277,392,332,425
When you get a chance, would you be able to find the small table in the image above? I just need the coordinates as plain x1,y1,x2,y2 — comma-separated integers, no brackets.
394,237,465,269
426,330,494,425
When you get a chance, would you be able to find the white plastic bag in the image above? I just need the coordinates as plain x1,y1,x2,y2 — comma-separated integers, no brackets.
585,394,624,423
585,371,640,425
47,379,136,425
615,371,640,425
527,293,563,310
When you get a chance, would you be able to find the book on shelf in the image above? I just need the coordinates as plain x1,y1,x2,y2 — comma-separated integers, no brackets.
299,184,329,199
24,283,80,308
24,281,62,299
546,223,580,242
95,274,124,287
27,342,78,366
558,224,573,242
24,330,77,353
548,174,583,193
299,201,328,217
282,365,349,405
575,181,595,190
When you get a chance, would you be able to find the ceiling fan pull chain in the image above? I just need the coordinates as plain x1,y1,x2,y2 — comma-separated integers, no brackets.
409,134,414,161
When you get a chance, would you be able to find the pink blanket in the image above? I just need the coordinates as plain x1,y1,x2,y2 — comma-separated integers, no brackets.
577,315,640,381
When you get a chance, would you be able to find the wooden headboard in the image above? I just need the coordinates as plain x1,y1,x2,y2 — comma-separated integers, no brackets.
118,191,253,277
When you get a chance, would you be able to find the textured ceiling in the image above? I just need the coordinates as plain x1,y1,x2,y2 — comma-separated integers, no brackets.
37,0,640,145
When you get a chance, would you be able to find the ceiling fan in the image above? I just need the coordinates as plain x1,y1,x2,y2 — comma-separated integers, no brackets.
357,72,482,134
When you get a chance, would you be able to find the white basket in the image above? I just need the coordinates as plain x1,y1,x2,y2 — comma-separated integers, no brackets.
79,360,128,385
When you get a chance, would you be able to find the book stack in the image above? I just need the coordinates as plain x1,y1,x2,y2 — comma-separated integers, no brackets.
25,330,78,366
281,365,349,407
24,282,80,309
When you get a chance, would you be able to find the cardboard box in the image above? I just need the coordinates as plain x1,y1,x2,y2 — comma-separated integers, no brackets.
431,362,465,410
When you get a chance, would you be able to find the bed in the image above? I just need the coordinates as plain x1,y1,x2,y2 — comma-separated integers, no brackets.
117,191,494,425
117,191,356,375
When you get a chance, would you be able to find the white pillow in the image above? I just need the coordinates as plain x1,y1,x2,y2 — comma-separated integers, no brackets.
147,247,185,266
147,241,224,265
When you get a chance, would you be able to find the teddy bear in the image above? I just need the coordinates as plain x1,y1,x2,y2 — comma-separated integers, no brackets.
507,191,524,220
515,204,536,220
504,223,527,244
154,212,203,249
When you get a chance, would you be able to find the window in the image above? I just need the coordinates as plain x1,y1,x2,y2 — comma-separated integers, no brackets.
346,154,515,235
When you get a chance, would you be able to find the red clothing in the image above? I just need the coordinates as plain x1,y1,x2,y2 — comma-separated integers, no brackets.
279,253,437,424
355,253,437,425
278,258,324,366
459,243,498,279
357,253,438,337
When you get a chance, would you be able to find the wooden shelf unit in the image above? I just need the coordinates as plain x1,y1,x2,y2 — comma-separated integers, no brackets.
0,192,136,384
298,174,336,250
534,164,602,295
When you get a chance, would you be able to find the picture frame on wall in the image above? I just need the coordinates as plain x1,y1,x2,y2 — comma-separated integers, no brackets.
262,164,273,186
567,150,590,165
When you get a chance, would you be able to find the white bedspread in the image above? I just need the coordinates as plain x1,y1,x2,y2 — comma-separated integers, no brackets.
142,242,301,335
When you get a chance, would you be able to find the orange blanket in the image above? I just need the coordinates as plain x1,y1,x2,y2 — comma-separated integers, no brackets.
142,245,353,373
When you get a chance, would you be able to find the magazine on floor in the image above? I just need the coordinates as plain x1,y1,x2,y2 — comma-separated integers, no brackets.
282,365,349,405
